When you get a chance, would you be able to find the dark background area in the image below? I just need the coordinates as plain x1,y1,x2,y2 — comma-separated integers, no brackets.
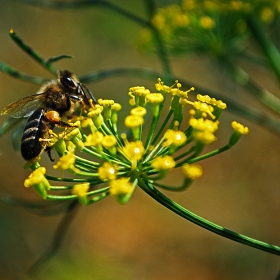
0,1,279,279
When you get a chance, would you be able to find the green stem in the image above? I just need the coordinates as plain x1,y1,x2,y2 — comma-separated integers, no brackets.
221,56,280,114
144,115,160,150
151,109,173,146
138,178,280,255
246,14,280,82
0,61,48,84
45,175,96,183
153,180,191,192
10,30,58,75
21,0,148,26
79,67,163,84
176,145,230,167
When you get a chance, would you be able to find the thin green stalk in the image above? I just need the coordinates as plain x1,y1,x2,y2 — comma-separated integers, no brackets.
10,30,58,75
153,180,190,192
21,0,148,26
144,114,160,150
221,56,280,114
176,145,230,167
0,61,48,84
138,178,280,255
45,175,94,183
174,146,196,162
151,109,173,146
79,67,163,84
106,119,123,147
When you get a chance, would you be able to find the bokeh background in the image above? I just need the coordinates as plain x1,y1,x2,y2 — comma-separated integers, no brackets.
0,1,280,279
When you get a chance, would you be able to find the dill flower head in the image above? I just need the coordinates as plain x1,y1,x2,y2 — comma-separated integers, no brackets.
138,0,280,59
20,78,248,205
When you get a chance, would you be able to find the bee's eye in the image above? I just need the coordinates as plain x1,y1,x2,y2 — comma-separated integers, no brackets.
60,76,77,89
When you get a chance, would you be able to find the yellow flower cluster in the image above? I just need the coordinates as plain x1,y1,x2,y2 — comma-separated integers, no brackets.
23,78,248,205
139,0,280,58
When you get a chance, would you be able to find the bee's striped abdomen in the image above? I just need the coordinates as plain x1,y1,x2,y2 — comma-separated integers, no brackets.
21,109,54,160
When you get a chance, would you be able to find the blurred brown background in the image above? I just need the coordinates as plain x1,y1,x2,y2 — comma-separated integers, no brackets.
0,1,280,279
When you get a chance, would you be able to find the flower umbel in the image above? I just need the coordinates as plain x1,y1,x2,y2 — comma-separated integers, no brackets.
22,79,248,205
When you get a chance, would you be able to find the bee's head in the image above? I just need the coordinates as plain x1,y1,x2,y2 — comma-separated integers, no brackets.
59,70,79,91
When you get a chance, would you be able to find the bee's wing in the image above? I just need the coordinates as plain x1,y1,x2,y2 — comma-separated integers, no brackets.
0,93,46,118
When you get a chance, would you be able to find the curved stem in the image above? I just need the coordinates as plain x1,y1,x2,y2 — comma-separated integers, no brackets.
221,56,280,114
138,178,280,255
0,61,48,84
10,30,58,75
21,0,148,27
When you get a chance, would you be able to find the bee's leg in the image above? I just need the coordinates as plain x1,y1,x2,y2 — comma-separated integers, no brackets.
55,120,75,128
45,111,77,128
46,147,55,162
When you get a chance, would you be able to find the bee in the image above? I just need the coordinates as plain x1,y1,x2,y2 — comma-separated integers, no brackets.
1,70,95,161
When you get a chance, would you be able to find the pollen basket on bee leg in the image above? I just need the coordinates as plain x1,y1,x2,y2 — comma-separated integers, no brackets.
45,111,61,123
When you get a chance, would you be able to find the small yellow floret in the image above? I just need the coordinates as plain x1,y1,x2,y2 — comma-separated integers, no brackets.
151,155,175,170
172,86,194,98
84,131,104,147
122,141,145,169
98,99,114,107
199,16,215,30
124,115,144,128
112,103,122,111
182,164,203,180
146,93,164,104
110,178,134,197
189,118,219,133
63,127,81,141
174,14,190,27
163,129,187,147
193,101,215,119
231,121,249,135
24,167,46,188
155,78,171,95
102,135,117,149
72,183,90,198
53,152,76,170
98,162,118,181
193,131,217,145
152,14,166,29
129,86,150,97
87,105,103,117
260,7,274,24
196,94,227,109
130,106,147,117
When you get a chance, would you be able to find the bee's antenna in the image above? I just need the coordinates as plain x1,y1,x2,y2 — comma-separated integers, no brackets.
81,84,97,105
